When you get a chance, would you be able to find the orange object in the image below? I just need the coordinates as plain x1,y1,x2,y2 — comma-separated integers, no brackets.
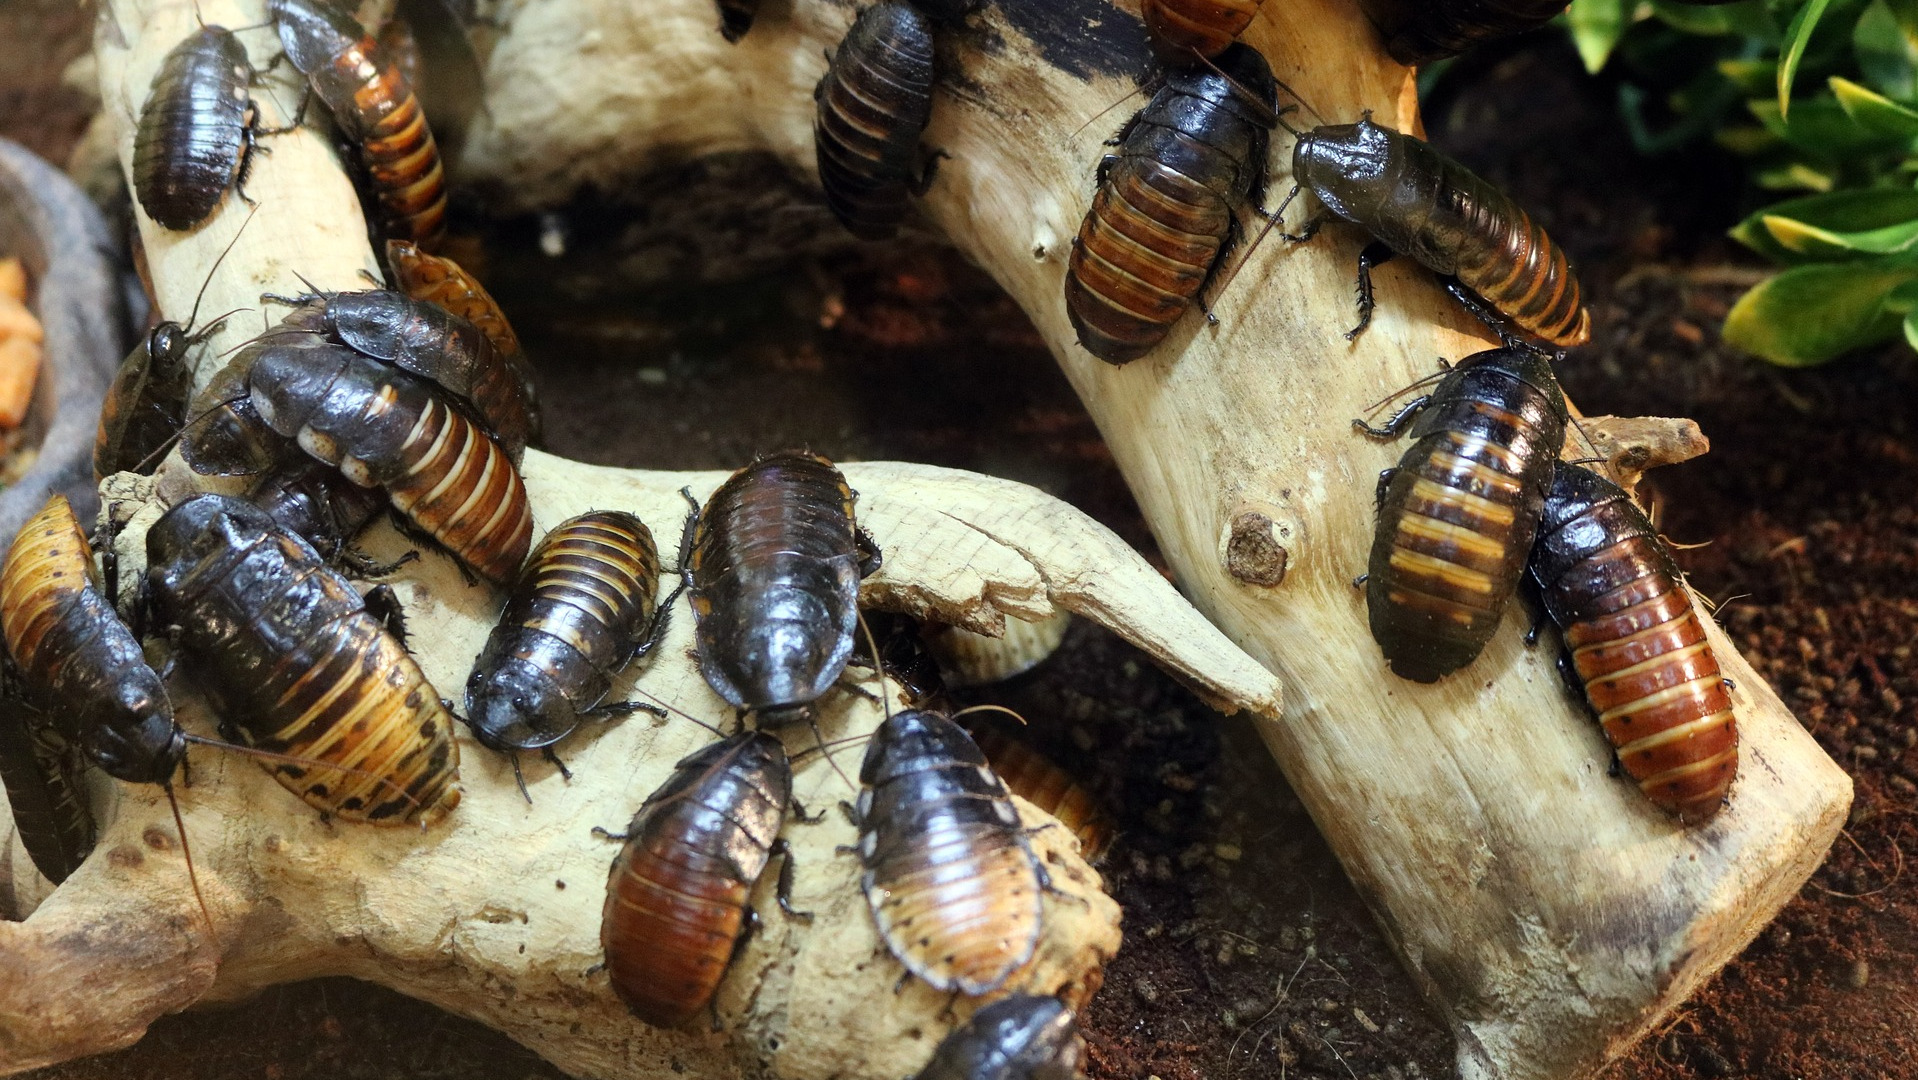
0,336,44,429
0,258,26,303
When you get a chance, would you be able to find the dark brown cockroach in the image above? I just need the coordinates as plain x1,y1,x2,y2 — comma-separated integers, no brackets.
813,1,939,241
968,725,1113,864
599,730,794,1028
1358,347,1567,682
0,663,97,884
914,995,1085,1080
244,340,535,585
1528,463,1738,824
1141,0,1266,60
714,0,756,41
145,493,461,826
855,609,947,707
271,0,449,249
466,512,668,795
1283,113,1590,349
384,240,525,362
178,340,300,479
856,708,1044,995
244,457,389,569
685,451,879,728
1354,0,1569,67
1063,43,1275,365
131,26,267,231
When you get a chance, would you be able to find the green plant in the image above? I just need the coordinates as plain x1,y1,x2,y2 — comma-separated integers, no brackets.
1569,0,1918,365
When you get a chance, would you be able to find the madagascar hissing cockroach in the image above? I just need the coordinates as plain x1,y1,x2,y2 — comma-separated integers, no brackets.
1357,347,1567,682
813,1,939,241
131,26,269,231
856,609,948,707
145,494,461,826
384,240,526,364
466,512,667,795
1284,113,1590,348
1063,43,1275,365
856,708,1045,995
244,457,389,570
968,725,1113,864
1141,0,1266,60
1527,463,1739,824
244,340,535,585
714,0,756,41
685,451,879,728
914,995,1085,1080
270,0,449,249
1354,0,1569,67
599,730,794,1028
0,662,97,884
178,340,299,478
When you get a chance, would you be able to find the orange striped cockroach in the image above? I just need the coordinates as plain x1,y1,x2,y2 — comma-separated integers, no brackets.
968,725,1114,864
1356,348,1567,682
145,493,461,826
383,241,527,365
1141,0,1266,61
1527,463,1739,824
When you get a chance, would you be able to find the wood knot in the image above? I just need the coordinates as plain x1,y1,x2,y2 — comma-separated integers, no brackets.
142,825,173,851
1226,512,1288,587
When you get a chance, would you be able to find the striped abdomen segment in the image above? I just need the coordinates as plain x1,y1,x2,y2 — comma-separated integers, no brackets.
378,394,534,585
858,710,1042,995
813,1,936,240
385,241,524,359
1530,464,1737,824
601,732,789,1027
1141,0,1264,58
972,727,1113,863
1356,0,1570,66
1439,159,1589,347
131,27,253,231
0,678,95,885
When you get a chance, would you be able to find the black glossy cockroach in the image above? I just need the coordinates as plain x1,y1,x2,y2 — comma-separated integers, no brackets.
1357,347,1567,682
1355,0,1569,67
131,26,273,231
178,340,299,479
271,0,449,249
466,512,667,794
599,730,794,1028
856,609,947,707
271,287,539,459
383,241,526,363
1528,463,1739,824
1283,113,1590,349
856,708,1044,995
685,451,879,728
0,662,96,885
244,457,389,569
915,995,1085,1080
244,340,535,585
145,494,461,826
814,1,939,241
715,0,756,41
1064,43,1275,365
969,725,1113,864
1141,0,1266,60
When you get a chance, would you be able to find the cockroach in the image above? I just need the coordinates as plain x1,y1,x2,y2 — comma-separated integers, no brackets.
243,340,535,585
131,26,269,231
466,511,668,795
915,995,1085,1080
178,340,299,478
685,451,879,728
383,241,525,363
244,457,389,569
1282,113,1590,349
1527,463,1738,824
855,708,1044,995
599,730,795,1028
969,725,1113,864
1357,347,1567,682
714,0,756,41
923,614,1070,689
813,1,939,241
270,0,449,249
1354,0,1569,67
856,609,947,707
1064,43,1275,365
145,493,461,826
0,664,97,884
1141,0,1266,61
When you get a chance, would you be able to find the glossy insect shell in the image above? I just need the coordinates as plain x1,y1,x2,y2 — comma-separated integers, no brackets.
245,457,387,562
1292,117,1590,347
1064,43,1275,365
0,672,96,884
179,341,301,478
95,323,197,480
1366,348,1567,682
857,709,1043,995
689,451,866,723
145,494,461,825
131,26,254,231
1141,0,1265,60
465,511,660,754
813,1,936,241
914,995,1084,1080
0,495,181,785
270,0,448,248
1355,0,1570,66
714,0,756,41
246,342,535,585
601,731,790,1027
384,241,526,360
1529,464,1739,824
971,726,1113,863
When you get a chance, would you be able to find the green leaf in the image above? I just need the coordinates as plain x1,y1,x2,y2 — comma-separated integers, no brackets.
1780,0,1838,117
1748,96,1909,157
1720,57,1781,94
1722,260,1918,364
1855,0,1918,96
1568,0,1632,71
1830,74,1918,134
1762,212,1918,254
1653,0,1774,34
1881,277,1918,309
1888,0,1918,37
1733,187,1918,258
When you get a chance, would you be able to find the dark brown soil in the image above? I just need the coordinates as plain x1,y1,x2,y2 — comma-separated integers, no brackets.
5,10,1917,1080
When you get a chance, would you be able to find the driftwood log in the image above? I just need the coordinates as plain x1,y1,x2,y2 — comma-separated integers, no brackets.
0,0,1849,1079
